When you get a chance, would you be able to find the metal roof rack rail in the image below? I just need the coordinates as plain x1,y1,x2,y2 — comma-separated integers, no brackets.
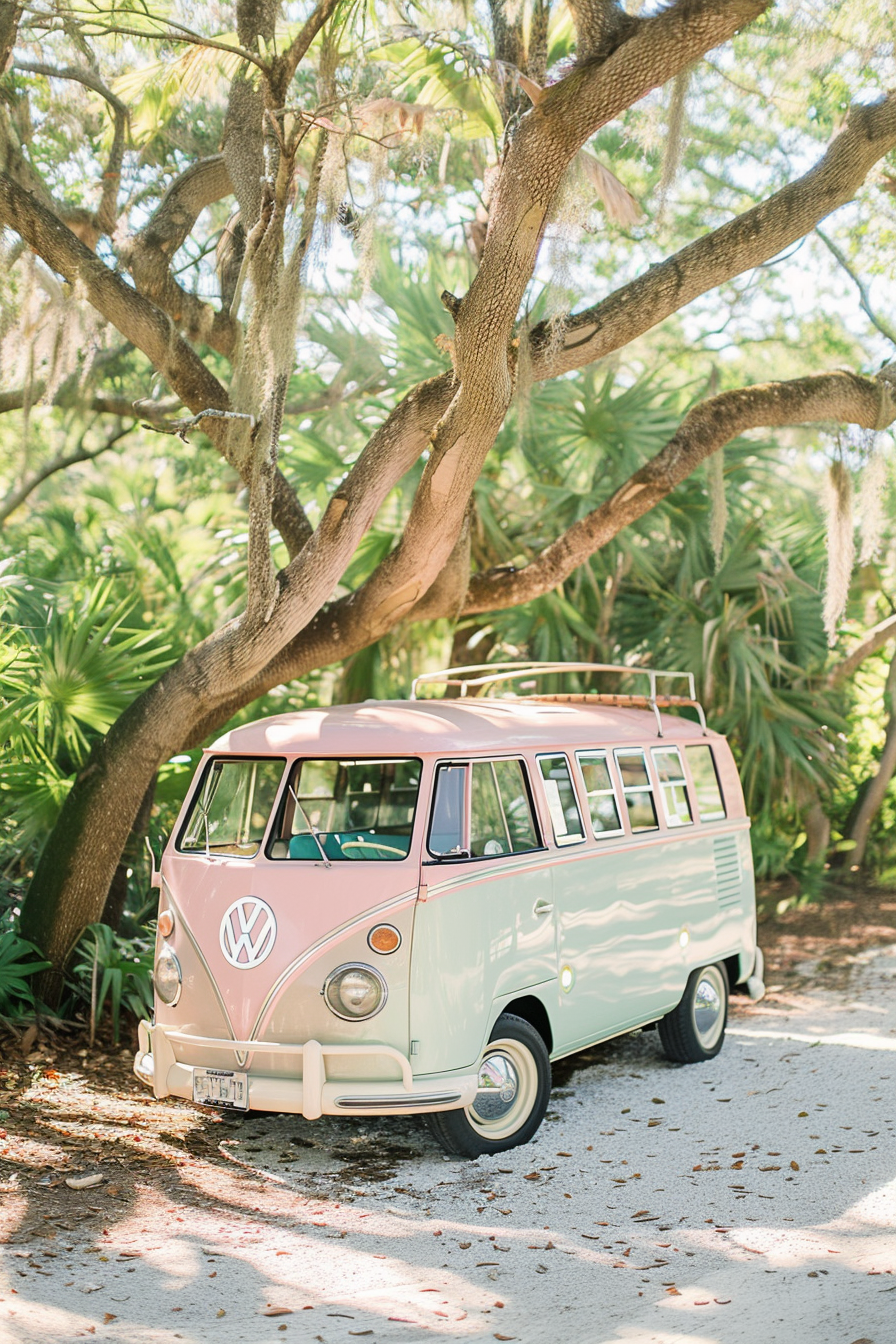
409,661,707,738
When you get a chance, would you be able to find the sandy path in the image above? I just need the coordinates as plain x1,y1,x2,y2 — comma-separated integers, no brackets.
2,943,894,1344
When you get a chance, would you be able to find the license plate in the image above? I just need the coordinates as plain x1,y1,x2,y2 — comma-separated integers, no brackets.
192,1068,248,1110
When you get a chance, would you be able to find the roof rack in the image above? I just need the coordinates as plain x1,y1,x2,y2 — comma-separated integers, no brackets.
409,661,707,738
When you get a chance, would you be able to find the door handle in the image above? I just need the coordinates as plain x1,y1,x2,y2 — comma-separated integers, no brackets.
533,900,554,916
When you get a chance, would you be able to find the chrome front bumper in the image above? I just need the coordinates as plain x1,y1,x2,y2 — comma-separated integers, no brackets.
133,1021,477,1118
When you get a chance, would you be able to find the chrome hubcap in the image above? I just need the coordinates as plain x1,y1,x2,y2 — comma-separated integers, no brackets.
471,1052,519,1122
693,966,726,1048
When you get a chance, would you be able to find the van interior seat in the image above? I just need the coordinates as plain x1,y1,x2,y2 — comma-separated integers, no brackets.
287,831,411,860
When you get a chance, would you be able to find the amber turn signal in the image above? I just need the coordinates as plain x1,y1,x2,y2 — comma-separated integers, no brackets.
158,909,175,938
367,924,401,954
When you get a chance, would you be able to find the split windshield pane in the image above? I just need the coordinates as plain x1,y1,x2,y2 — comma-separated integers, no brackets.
270,758,421,861
179,758,285,857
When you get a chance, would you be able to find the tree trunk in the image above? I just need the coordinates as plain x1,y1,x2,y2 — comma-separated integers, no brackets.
20,658,216,999
100,777,157,932
839,651,896,871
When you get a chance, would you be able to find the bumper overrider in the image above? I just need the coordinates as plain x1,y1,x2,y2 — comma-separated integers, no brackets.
133,1021,477,1119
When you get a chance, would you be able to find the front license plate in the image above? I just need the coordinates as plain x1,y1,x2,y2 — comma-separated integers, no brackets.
192,1068,248,1110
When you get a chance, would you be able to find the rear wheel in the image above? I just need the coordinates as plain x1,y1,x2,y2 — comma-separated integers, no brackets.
658,962,728,1063
426,1013,551,1158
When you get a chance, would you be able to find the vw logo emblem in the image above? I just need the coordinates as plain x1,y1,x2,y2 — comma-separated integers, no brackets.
219,897,277,969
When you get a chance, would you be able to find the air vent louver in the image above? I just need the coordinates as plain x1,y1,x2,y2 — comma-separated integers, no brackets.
713,834,742,909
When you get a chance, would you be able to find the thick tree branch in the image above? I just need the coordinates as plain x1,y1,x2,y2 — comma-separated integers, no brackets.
121,156,239,357
535,94,896,380
829,613,896,687
270,0,341,102
567,0,639,64
332,0,772,662
0,173,310,554
464,368,896,613
0,171,229,413
13,60,128,234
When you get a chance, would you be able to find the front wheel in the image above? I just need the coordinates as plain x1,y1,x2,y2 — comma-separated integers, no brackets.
426,1013,551,1158
658,962,728,1063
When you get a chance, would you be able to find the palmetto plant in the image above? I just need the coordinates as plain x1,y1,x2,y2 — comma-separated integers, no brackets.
70,923,154,1045
0,929,52,1019
0,574,174,847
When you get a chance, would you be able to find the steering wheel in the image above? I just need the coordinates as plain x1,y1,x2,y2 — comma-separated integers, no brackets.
340,839,407,858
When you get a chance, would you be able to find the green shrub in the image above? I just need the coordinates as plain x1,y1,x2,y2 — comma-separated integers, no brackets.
69,923,154,1044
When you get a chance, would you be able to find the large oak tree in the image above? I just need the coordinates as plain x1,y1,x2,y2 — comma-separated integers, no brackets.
2,0,895,983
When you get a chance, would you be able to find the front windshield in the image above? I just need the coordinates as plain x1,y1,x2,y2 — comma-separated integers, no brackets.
178,757,285,857
269,758,421,861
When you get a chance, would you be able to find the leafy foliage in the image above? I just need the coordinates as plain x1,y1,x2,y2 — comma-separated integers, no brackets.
69,923,154,1044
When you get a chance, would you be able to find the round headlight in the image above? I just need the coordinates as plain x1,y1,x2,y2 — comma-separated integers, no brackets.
323,963,387,1020
154,946,182,1005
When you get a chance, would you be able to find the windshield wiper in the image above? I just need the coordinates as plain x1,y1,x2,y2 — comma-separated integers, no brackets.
288,786,331,868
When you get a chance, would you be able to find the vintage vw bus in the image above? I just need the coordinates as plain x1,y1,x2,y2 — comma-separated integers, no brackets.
134,663,765,1156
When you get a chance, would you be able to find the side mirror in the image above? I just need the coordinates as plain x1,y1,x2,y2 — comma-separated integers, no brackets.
145,835,162,889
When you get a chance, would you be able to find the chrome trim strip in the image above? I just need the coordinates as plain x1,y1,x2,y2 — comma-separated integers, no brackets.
334,1093,461,1110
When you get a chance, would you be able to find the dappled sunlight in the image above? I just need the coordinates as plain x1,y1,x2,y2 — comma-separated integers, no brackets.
729,1025,896,1051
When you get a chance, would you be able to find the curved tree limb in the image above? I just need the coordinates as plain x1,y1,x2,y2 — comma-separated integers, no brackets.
534,94,896,380
464,368,896,613
13,60,127,233
0,172,311,553
120,156,239,357
335,0,771,657
828,612,896,686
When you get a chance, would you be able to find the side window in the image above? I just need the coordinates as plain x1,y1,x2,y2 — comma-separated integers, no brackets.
576,750,624,838
652,746,693,827
685,744,727,820
614,748,658,832
538,754,586,847
470,760,540,858
429,764,467,857
428,760,541,859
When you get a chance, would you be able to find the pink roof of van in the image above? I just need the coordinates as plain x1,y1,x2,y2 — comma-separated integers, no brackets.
211,698,722,757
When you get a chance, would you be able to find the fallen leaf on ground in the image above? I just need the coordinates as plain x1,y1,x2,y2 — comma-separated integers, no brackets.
260,1308,293,1316
65,1174,103,1190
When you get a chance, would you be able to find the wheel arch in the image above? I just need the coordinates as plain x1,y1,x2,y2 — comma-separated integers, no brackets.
500,993,554,1054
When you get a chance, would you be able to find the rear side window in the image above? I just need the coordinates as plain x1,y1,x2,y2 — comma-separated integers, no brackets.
538,754,586,846
614,749,658,832
576,751,624,838
652,747,693,827
685,744,727,820
179,757,285,857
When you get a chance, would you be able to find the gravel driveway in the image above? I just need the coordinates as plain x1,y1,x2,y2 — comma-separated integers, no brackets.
2,943,894,1344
